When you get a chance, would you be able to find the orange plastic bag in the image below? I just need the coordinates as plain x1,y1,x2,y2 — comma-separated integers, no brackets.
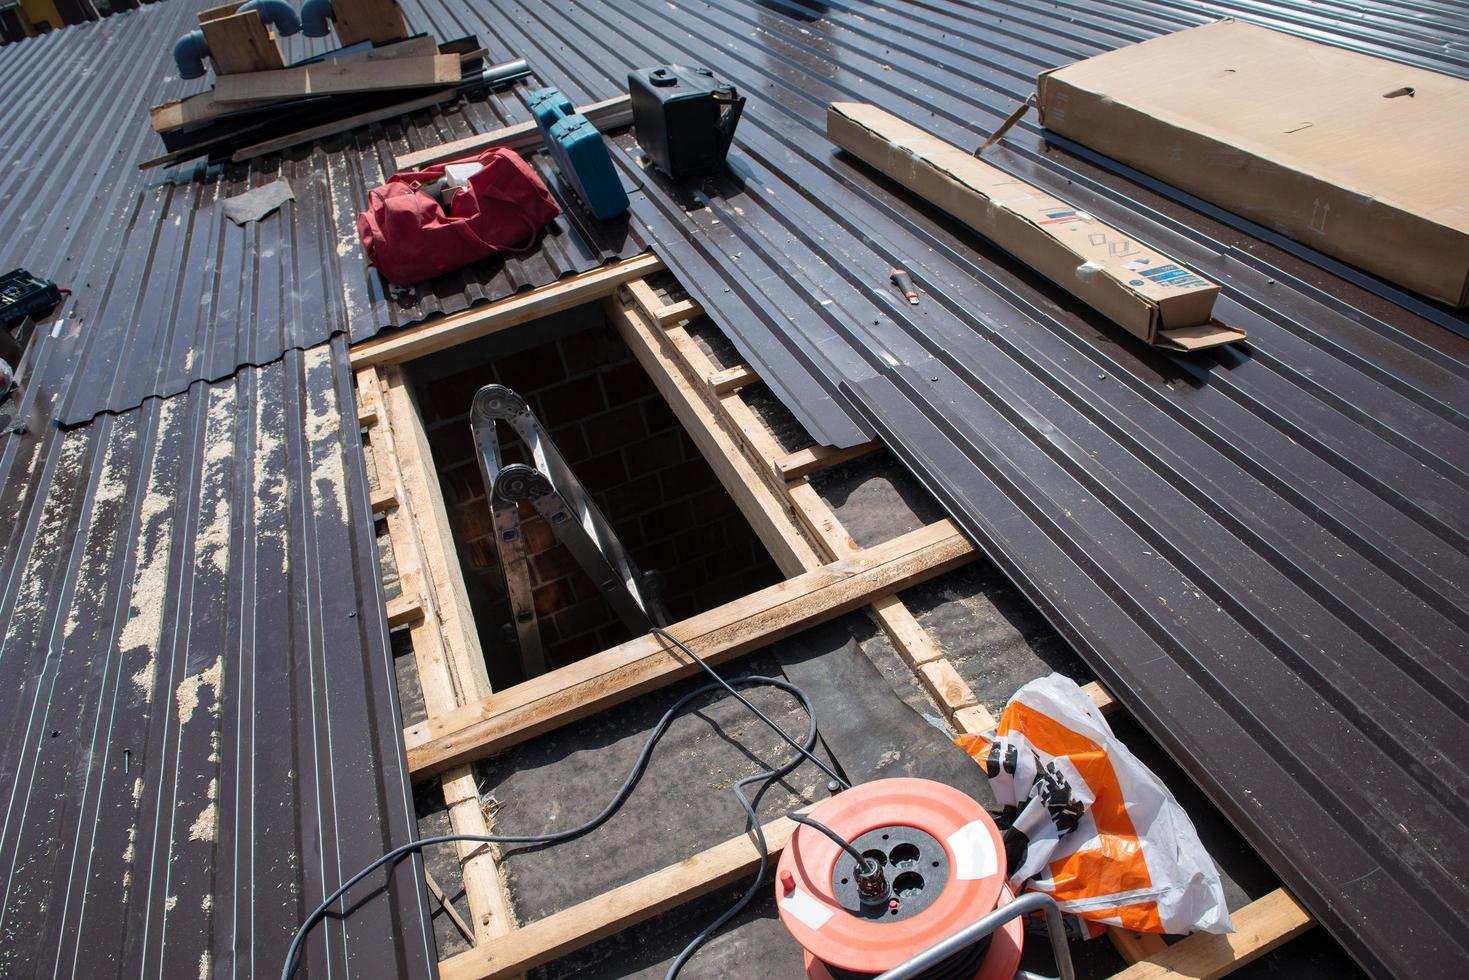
957,674,1231,937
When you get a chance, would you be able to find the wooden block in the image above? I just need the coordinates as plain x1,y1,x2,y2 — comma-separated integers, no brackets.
774,439,880,482
919,658,979,711
405,521,973,777
385,593,423,628
1113,889,1313,980
350,254,664,367
212,54,460,105
707,364,757,396
199,10,284,75
624,280,702,329
396,94,632,171
654,298,701,327
1085,680,1119,714
331,0,408,46
370,488,398,513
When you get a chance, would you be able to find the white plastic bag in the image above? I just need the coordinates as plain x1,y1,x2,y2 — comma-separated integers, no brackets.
957,673,1232,936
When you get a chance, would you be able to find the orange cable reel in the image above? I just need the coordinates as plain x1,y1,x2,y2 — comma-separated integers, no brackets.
775,777,1023,980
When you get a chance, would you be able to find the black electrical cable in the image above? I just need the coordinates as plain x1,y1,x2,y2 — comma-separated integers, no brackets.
649,626,850,791
278,671,834,980
789,812,878,876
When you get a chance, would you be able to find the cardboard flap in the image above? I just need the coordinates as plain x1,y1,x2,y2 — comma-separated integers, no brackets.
1155,321,1248,351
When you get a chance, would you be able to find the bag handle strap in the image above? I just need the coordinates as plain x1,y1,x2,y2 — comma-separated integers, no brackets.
460,178,544,254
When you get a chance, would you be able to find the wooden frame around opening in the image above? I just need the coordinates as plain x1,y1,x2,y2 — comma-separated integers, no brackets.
352,251,1316,980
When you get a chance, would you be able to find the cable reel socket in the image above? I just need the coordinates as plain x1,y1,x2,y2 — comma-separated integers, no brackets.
775,778,1024,980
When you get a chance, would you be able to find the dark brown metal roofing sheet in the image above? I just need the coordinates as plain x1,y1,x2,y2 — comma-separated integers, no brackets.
0,2,644,425
0,337,435,979
421,1,1469,977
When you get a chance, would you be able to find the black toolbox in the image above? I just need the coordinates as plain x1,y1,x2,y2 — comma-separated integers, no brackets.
627,66,745,179
0,270,62,328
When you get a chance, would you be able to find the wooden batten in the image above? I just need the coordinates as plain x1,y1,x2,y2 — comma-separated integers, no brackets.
405,521,973,778
212,54,460,105
396,94,633,171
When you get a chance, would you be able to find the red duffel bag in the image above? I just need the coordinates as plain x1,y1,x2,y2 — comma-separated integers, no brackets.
357,148,561,286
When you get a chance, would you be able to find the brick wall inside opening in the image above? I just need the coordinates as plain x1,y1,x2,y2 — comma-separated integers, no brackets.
408,304,782,689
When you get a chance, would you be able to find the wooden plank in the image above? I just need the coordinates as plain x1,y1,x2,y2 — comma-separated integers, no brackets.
1112,930,1170,963
231,87,454,162
396,94,632,171
606,295,821,577
406,520,973,778
774,440,880,482
1112,889,1313,980
199,10,283,75
212,54,460,105
438,814,804,980
707,364,757,396
331,0,408,46
919,657,979,711
149,89,278,134
361,367,517,949
951,705,996,735
351,254,664,367
382,368,492,699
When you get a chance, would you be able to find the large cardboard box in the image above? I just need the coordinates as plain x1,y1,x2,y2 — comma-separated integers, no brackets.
1038,19,1469,308
828,102,1243,351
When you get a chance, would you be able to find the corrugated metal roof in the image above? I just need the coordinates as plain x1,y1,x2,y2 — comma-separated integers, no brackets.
417,1,1469,977
0,0,644,425
0,337,435,979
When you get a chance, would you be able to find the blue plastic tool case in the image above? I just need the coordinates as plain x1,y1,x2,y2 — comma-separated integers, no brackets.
527,87,629,221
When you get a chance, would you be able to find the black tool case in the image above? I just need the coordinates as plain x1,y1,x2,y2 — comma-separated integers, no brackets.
0,270,62,328
627,66,745,179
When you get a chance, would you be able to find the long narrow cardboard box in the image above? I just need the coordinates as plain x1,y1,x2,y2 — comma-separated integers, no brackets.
1037,20,1469,308
213,53,460,105
828,102,1244,351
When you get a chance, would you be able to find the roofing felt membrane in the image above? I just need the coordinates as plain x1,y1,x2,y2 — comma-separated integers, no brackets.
0,0,1466,977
